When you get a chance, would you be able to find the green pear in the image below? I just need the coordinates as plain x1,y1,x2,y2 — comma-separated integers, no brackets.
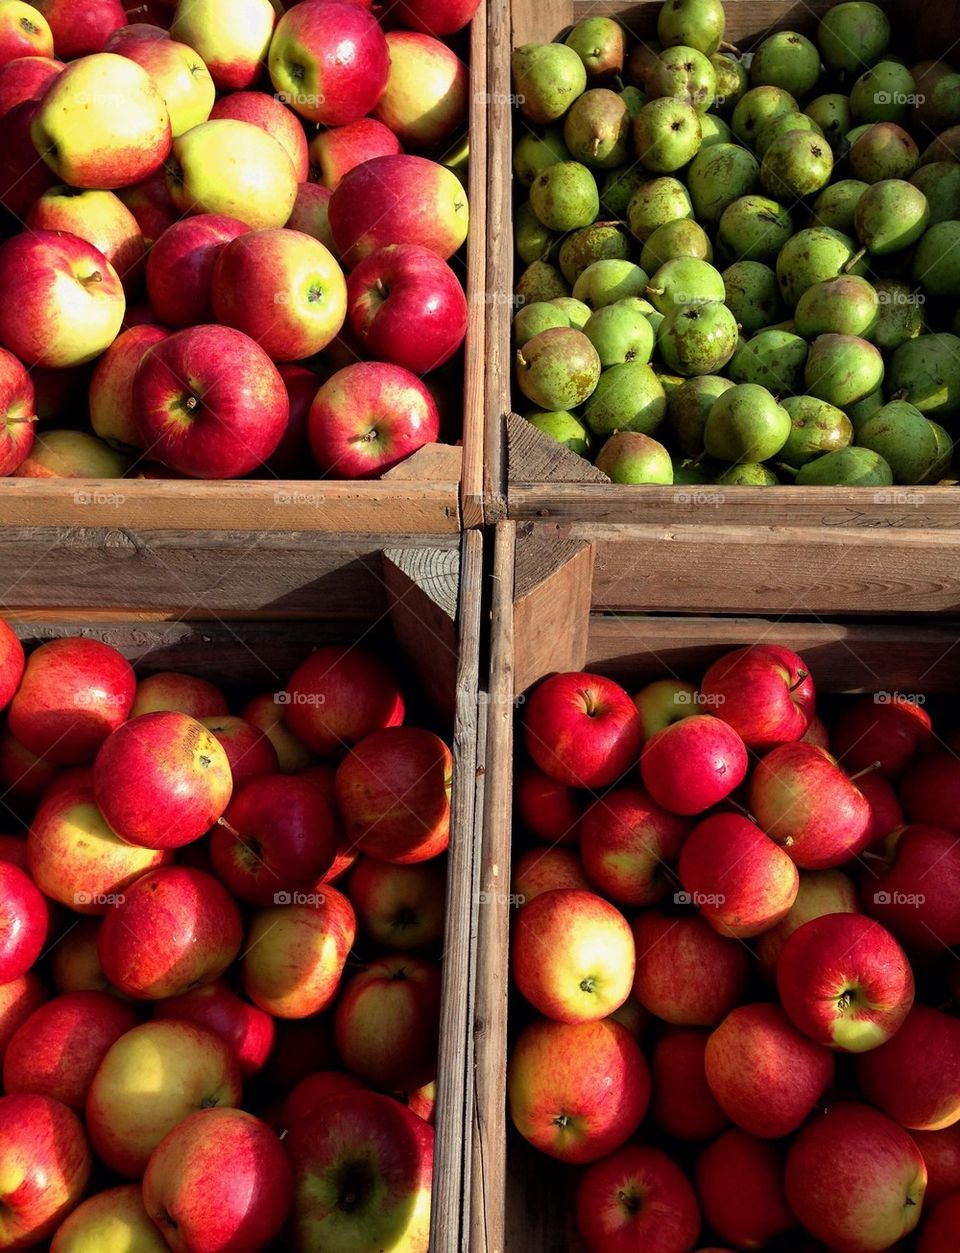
634,98,702,173
514,302,569,346
558,222,630,284
525,410,592,458
717,462,779,485
761,131,834,199
918,71,960,133
599,166,647,217
549,297,592,329
564,90,632,169
584,361,668,436
796,446,892,485
731,86,798,146
857,401,944,483
871,281,923,352
583,302,655,367
854,179,929,256
813,179,869,233
658,0,725,56
515,202,553,265
805,333,885,407
817,2,891,75
620,87,648,118
718,195,794,262
846,123,875,147
573,260,650,309
652,45,716,112
529,161,599,232
515,327,601,410
512,44,588,125
910,163,960,226
804,94,853,150
849,124,919,183
755,111,823,158
626,42,665,96
687,144,760,222
847,389,884,430
668,374,735,455
647,257,725,314
673,455,720,484
595,432,674,484
711,54,747,113
780,396,854,465
929,420,955,481
887,334,960,417
657,302,739,376
704,383,791,462
699,114,734,147
750,31,821,97
513,128,569,186
626,176,694,241
515,261,569,304
920,124,960,165
640,219,713,273
564,16,625,83
723,262,782,334
776,228,867,307
795,275,879,339
850,61,916,124
913,222,960,296
729,329,809,394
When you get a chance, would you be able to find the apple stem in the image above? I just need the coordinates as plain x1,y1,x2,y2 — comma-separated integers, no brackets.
375,277,388,298
848,760,882,782
185,396,199,412
6,415,38,425
844,248,867,273
860,849,886,862
79,270,103,288
788,670,808,693
217,817,242,839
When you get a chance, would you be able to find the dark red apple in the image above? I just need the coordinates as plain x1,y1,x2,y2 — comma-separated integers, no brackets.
574,1144,701,1253
0,614,24,709
0,54,62,120
0,859,48,983
199,714,278,793
310,116,401,190
833,693,935,778
266,363,321,477
700,644,814,749
515,765,582,845
695,1130,796,1249
152,980,275,1080
524,671,643,791
651,1027,728,1141
855,1006,960,1131
900,753,960,834
33,0,127,57
863,823,960,953
283,646,404,758
640,714,748,816
145,213,250,329
632,911,748,1026
0,1093,91,1247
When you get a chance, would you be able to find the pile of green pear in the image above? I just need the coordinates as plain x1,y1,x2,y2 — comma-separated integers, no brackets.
511,0,960,487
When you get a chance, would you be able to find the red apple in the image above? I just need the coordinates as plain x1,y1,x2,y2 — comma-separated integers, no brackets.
0,230,125,369
49,916,111,994
508,1018,650,1163
579,783,688,906
33,0,126,57
632,678,700,741
211,227,347,362
119,35,215,138
27,186,145,287
106,21,169,49
523,671,642,791
900,753,960,834
0,53,60,117
755,867,859,978
0,859,48,983
282,645,404,758
513,888,634,1023
0,615,24,709
264,362,321,476
785,1102,927,1250
0,1,52,63
695,1130,795,1249
94,711,232,849
0,1093,91,1247
389,0,481,36
86,1018,241,1177
0,972,46,1069
512,845,589,901
515,764,582,844
118,168,178,248
0,725,58,799
143,1108,292,1252
131,671,228,719
310,116,401,190
348,857,447,951
777,913,915,1052
97,866,242,999
860,771,904,843
145,214,250,329
855,1006,960,1131
286,1091,433,1252
262,1016,338,1093
575,1144,700,1253
3,990,138,1111
913,1126,960,1205
863,823,960,953
169,0,274,91
748,742,873,868
346,244,467,375
335,953,441,1090
919,1193,960,1253
277,1071,366,1134
632,911,748,1025
0,99,56,218
242,884,355,1018
199,714,278,793
373,31,468,149
705,1002,835,1138
89,323,168,448
211,89,308,180
329,154,469,267
833,693,934,778
651,1027,728,1141
335,727,452,863
48,1184,166,1252
700,644,814,749
802,712,830,747
152,980,275,1081
308,361,440,479
242,691,314,772
286,179,335,250
268,0,389,126
13,427,131,478
640,714,748,816
0,346,36,475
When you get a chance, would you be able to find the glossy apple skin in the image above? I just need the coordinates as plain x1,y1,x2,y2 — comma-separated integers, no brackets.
855,1007,960,1131
580,783,690,907
513,888,634,1023
0,100,56,218
574,1144,700,1253
94,711,232,848
242,884,356,1018
135,323,289,477
277,1070,366,1134
632,911,748,1026
89,323,168,448
336,727,451,863
347,244,468,375
169,0,274,90
131,671,228,719
119,35,215,138
283,645,404,757
212,227,347,362
912,1126,960,1205
0,614,24,709
900,753,960,834
508,1018,650,1164
860,771,904,844
651,1027,727,1142
199,714,277,793
0,53,61,117
48,1183,167,1252
329,154,469,267
145,214,250,329
85,1018,241,1177
524,672,643,791
334,953,441,1091
632,678,699,741
242,691,314,772
0,1,53,63
348,857,447,951
309,361,440,479
268,1,389,126
833,693,935,778
389,0,481,35
695,1129,795,1249
705,1002,835,1138
310,117,401,190
679,813,799,938
0,1093,92,1247
700,644,815,750
118,168,178,248
0,858,48,983
748,742,873,869
641,714,748,816
513,846,589,902
34,0,126,57
373,31,468,149
920,1193,960,1253
0,972,46,1070
0,345,36,474
864,823,960,952
97,866,243,999
152,980,275,1080
777,913,915,1052
3,991,138,1111
515,765,582,845
106,19,170,48
14,427,130,478
143,1108,292,1253
27,187,145,286
785,1102,927,1251
286,179,335,251
211,89,308,180
286,1091,433,1253
755,868,859,979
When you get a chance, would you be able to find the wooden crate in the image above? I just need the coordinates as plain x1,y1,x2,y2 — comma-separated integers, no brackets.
486,0,960,528
1,9,487,535
6,529,483,1253
471,519,960,1253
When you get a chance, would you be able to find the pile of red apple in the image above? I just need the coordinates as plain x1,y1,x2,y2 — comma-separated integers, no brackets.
509,648,960,1252
0,0,479,481
0,615,453,1250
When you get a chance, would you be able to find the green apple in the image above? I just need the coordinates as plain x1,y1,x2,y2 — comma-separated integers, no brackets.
634,678,700,740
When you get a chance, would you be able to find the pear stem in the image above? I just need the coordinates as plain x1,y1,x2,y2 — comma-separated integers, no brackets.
844,248,867,272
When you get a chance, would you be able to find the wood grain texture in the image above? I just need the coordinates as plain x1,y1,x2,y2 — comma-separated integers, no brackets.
382,546,460,722
381,442,462,482
513,525,595,694
506,414,610,486
462,8,489,530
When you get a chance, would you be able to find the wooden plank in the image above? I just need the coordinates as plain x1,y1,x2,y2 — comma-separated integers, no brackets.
505,1144,585,1253
471,521,517,1253
584,615,960,694
513,525,595,695
0,479,461,534
382,546,460,723
513,0,572,46
506,414,609,487
381,443,462,483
